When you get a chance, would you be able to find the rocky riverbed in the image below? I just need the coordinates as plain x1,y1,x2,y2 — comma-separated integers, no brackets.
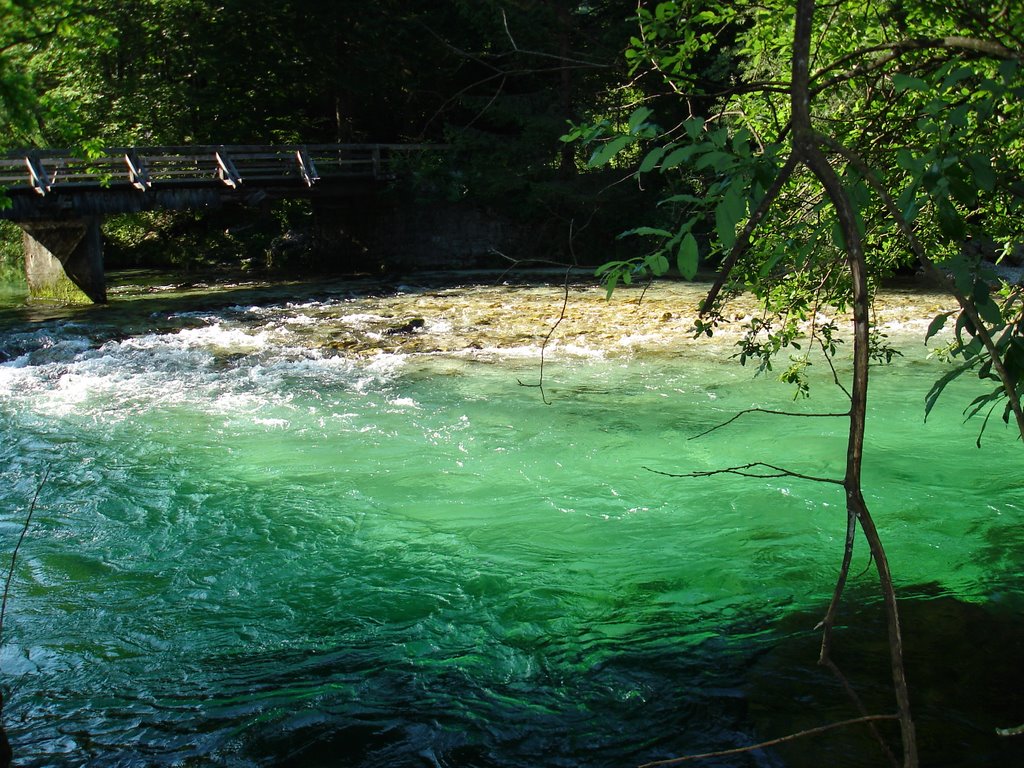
299,275,962,358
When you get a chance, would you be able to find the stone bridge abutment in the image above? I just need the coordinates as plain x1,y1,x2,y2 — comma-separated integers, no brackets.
21,218,106,303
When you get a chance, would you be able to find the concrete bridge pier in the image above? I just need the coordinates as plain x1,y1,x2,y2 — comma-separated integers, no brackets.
21,218,106,303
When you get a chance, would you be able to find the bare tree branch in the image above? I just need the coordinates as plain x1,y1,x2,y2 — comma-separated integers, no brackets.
637,714,900,767
0,466,49,643
500,9,609,69
645,461,843,485
819,655,902,768
690,407,849,440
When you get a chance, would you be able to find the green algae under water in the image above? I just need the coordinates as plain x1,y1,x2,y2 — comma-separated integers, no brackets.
0,273,1022,767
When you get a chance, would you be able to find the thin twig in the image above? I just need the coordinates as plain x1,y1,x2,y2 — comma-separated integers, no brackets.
515,271,572,405
637,714,900,767
818,334,853,398
690,407,850,440
701,152,800,316
645,461,843,485
500,8,610,68
0,467,50,643
492,225,583,405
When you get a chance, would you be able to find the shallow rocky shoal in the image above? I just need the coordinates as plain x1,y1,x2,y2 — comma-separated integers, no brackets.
309,277,961,357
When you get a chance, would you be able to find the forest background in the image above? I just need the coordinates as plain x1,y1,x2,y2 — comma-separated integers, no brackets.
0,0,653,278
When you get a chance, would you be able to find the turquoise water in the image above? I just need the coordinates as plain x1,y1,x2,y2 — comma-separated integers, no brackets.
0,275,1021,767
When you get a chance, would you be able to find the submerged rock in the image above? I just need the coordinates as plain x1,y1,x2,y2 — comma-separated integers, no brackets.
384,317,426,335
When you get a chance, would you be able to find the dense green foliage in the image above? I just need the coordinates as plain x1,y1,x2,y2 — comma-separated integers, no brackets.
0,0,645,270
570,0,1024,438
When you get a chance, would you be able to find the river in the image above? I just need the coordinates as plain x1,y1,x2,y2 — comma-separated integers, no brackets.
0,270,1021,767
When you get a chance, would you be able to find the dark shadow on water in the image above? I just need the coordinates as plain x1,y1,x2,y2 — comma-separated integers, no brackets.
4,581,1021,766
748,582,1024,768
207,584,1024,768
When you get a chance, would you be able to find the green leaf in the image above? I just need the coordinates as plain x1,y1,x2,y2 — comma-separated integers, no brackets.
676,233,699,278
941,66,975,90
618,226,673,239
945,255,974,295
925,312,953,342
937,201,966,241
947,168,977,207
925,358,975,420
638,146,668,173
896,183,921,223
892,73,929,92
695,150,735,171
731,129,752,158
683,117,705,140
721,186,746,223
660,145,702,170
628,107,654,134
647,252,670,275
948,104,972,128
595,260,626,277
588,135,635,167
974,288,1004,325
964,389,1001,420
895,149,922,173
603,273,620,299
999,59,1019,83
966,154,996,193
715,198,738,249
658,193,703,205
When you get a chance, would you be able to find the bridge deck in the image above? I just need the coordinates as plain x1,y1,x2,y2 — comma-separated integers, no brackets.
0,144,435,197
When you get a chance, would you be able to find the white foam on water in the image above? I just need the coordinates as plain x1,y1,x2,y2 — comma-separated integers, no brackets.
389,397,420,409
557,342,607,359
0,309,415,428
340,312,390,328
451,344,545,360
251,417,291,429
168,322,272,354
614,332,673,349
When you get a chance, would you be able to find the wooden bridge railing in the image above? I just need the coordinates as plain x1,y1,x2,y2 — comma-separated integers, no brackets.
0,144,438,196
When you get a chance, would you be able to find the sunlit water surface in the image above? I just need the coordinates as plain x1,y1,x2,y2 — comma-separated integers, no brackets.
0,273,1021,767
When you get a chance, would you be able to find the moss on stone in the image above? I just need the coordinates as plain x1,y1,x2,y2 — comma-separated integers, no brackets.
28,274,93,304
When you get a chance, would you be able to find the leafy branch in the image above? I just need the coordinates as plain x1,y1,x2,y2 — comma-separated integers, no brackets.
818,133,1024,442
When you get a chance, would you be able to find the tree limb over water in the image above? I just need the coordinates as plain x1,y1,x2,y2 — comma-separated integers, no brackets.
644,461,842,486
637,714,900,768
689,407,850,440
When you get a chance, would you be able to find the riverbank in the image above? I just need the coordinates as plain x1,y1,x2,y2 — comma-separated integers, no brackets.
12,268,957,356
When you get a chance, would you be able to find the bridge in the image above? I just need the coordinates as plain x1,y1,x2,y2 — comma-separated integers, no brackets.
0,144,439,303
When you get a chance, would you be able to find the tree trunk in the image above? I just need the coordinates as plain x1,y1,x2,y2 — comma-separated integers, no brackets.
791,1,918,765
